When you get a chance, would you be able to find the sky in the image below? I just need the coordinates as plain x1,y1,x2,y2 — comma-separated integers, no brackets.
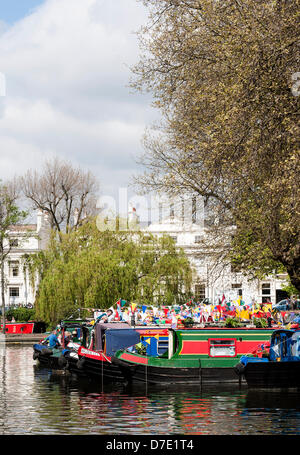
0,0,159,212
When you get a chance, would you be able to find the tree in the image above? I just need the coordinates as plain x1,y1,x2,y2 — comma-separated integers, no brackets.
21,157,100,236
0,181,27,333
132,0,300,290
29,220,193,325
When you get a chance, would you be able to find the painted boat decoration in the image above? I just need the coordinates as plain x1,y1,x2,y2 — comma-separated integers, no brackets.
111,327,274,385
234,328,300,388
69,322,170,381
33,319,86,369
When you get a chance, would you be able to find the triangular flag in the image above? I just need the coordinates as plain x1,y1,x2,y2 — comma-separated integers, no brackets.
131,303,137,313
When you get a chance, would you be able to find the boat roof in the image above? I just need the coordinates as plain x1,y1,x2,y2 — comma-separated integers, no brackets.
94,322,131,351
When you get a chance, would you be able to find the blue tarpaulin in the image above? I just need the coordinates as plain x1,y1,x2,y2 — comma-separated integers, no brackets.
105,329,140,356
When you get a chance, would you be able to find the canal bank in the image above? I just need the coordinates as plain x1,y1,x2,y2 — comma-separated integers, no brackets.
2,333,47,344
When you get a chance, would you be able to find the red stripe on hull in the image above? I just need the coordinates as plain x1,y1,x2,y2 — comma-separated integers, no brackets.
121,352,148,365
78,347,111,362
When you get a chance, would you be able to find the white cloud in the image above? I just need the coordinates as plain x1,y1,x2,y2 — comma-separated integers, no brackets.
0,0,157,196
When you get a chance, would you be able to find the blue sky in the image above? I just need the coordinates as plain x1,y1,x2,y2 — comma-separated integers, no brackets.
0,0,158,210
0,0,45,24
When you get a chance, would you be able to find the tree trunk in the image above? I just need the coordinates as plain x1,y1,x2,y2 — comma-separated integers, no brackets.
286,262,300,296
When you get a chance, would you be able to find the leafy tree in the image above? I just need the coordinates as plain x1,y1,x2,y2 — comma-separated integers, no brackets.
132,0,300,291
29,221,193,325
0,181,27,333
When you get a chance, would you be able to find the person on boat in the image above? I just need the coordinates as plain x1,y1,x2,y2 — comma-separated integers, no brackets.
43,328,60,349
63,331,72,346
106,309,115,322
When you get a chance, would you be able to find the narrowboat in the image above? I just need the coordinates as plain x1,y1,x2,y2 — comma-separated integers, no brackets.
234,328,300,388
111,327,274,385
33,319,86,369
2,321,46,334
66,322,170,381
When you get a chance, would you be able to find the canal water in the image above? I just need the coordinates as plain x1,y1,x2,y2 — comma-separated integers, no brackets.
0,345,300,435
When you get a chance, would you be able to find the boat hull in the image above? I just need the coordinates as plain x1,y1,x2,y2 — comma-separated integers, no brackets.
76,355,125,382
33,344,71,370
112,357,242,385
243,361,300,389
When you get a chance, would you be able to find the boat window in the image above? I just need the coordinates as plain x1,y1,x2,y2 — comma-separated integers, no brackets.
282,335,287,357
209,339,236,357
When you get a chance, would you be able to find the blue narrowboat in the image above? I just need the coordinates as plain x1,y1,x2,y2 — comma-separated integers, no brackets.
234,328,300,388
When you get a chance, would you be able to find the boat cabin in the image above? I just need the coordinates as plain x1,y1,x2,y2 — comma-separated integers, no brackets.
269,329,300,362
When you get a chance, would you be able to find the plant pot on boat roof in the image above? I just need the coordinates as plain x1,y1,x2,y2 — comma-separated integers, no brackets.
182,317,194,327
225,317,242,328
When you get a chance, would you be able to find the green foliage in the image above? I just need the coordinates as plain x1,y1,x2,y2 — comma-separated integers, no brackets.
135,343,147,355
225,317,242,328
182,317,194,327
6,308,35,322
31,221,193,325
281,278,299,298
253,317,267,328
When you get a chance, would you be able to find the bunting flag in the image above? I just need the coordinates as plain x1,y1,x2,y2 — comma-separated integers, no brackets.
221,294,226,305
131,303,137,313
142,305,147,314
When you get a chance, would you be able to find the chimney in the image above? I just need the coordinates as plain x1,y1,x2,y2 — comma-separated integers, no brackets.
36,210,43,232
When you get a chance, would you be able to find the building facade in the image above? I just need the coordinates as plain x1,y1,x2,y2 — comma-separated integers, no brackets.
1,211,50,308
142,206,289,305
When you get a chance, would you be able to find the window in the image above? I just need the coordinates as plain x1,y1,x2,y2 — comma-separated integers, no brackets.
209,339,236,357
232,283,242,296
262,283,271,303
194,235,202,243
9,261,19,277
195,284,205,301
9,287,19,297
9,239,19,248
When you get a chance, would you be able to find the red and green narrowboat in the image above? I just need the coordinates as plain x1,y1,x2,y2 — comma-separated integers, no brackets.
112,327,274,385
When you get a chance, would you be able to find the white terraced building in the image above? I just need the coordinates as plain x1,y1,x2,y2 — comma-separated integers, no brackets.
1,202,290,309
1,211,50,308
128,199,290,306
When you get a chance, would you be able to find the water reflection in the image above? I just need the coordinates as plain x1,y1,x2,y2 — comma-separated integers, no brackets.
0,346,300,435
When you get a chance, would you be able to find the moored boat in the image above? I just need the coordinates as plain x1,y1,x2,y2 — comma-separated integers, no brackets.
33,319,86,369
69,322,169,381
111,327,274,385
234,328,300,388
2,321,46,334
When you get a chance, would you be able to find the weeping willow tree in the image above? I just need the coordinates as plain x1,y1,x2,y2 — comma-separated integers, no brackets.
28,220,193,325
